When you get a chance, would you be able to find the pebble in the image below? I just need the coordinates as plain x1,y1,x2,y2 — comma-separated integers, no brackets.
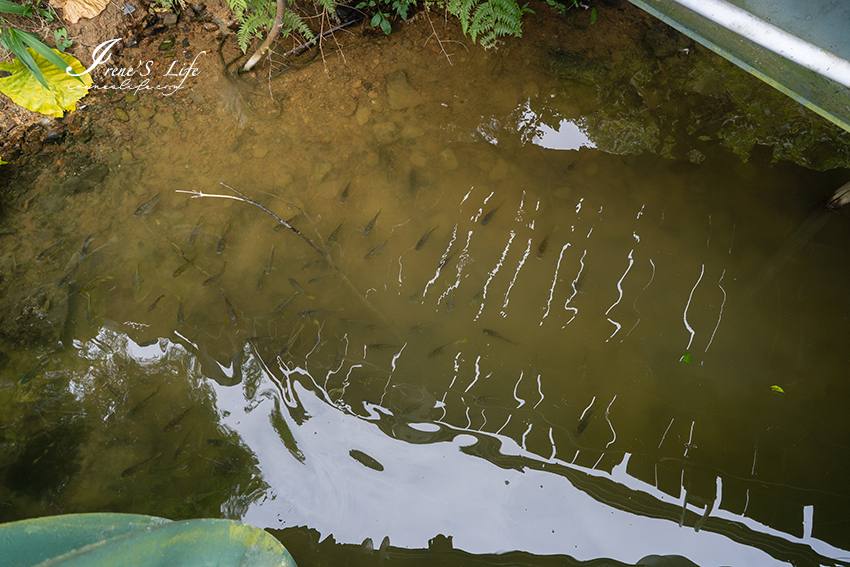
114,108,130,122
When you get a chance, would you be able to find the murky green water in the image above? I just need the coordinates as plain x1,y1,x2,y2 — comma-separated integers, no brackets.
3,13,850,567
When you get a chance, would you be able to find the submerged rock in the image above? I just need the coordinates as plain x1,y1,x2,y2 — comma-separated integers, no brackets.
386,71,424,110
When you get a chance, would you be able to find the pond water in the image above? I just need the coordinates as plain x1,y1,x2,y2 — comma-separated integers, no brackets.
2,9,850,567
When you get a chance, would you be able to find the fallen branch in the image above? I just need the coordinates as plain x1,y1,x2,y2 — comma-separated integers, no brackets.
176,184,322,254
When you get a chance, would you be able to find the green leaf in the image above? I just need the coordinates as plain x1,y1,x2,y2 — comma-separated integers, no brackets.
590,7,597,24
0,158,7,165
770,385,785,393
0,47,92,117
0,513,299,567
380,16,392,35
681,353,691,363
0,0,31,14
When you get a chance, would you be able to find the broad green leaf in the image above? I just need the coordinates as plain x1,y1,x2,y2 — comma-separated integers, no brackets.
590,7,597,24
681,353,691,363
0,158,7,165
0,0,31,14
0,513,298,567
770,384,785,393
0,47,92,117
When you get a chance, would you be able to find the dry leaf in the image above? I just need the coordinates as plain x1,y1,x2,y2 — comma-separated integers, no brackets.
49,0,111,24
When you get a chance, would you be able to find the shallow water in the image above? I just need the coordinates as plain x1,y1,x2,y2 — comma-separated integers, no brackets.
3,12,850,567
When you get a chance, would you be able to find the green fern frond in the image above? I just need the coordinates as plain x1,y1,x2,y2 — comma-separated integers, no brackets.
444,0,525,48
281,11,315,41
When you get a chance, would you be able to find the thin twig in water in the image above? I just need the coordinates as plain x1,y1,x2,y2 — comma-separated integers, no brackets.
423,8,465,65
176,184,322,254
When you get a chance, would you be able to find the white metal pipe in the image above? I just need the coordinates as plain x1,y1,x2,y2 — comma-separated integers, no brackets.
673,0,850,87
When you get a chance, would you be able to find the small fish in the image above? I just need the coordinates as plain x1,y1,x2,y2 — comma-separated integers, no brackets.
20,355,50,384
78,274,115,296
415,227,438,251
301,259,322,271
438,249,456,271
573,408,595,438
256,273,266,292
202,262,227,286
79,232,98,260
204,456,238,473
326,221,344,247
565,152,583,174
177,298,185,327
366,343,397,350
578,348,588,383
164,404,194,432
189,216,204,246
172,426,195,460
308,274,333,284
445,289,455,316
273,292,300,313
216,222,231,254
470,288,484,306
121,451,162,477
298,308,343,319
147,294,165,312
406,292,422,305
427,338,467,358
480,201,504,226
57,263,80,289
364,238,389,260
137,339,159,347
288,277,315,299
130,385,162,416
36,238,65,262
172,256,195,278
537,233,552,259
133,193,161,217
340,182,351,204
277,322,305,358
363,210,381,236
334,339,345,368
410,323,439,332
218,289,238,325
133,262,144,295
264,245,275,275
482,328,517,344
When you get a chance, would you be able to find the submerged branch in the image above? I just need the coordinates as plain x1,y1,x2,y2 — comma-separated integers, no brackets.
176,185,322,254
243,0,286,72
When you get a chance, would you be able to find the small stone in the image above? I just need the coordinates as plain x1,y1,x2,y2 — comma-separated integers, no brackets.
409,151,427,168
114,108,130,122
124,93,138,104
138,106,155,120
352,80,362,89
401,125,424,139
386,70,424,110
43,130,63,144
372,121,399,145
190,91,206,105
121,149,134,162
158,37,176,51
153,112,177,129
355,104,371,126
367,91,379,99
162,13,178,26
252,146,269,159
203,22,217,31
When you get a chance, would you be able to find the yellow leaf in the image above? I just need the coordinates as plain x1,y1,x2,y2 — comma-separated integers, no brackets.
770,385,785,393
49,0,110,24
0,48,92,117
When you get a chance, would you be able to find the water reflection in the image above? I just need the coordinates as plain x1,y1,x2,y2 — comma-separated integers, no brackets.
2,19,850,567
